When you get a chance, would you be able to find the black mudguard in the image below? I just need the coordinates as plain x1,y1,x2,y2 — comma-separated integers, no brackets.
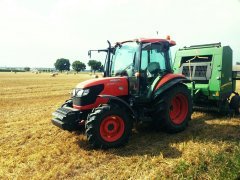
153,78,190,100
98,95,136,119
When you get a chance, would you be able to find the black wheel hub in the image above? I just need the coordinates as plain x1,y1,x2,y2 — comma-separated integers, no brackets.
108,124,114,131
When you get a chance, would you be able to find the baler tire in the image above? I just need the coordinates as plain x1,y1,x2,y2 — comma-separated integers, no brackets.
230,95,240,115
85,104,132,148
159,84,192,133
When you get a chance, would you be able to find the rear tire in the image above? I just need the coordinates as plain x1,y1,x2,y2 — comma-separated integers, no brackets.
157,84,192,133
85,104,132,148
230,94,240,115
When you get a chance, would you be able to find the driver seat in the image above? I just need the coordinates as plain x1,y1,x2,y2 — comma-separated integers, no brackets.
147,62,160,77
146,62,161,98
136,62,161,104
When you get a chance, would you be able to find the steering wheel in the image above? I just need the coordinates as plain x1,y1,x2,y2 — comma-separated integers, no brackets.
115,63,134,76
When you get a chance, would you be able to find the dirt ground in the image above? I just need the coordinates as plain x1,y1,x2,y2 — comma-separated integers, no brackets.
0,72,239,179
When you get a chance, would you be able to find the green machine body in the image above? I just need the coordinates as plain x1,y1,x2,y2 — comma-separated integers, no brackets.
173,43,239,113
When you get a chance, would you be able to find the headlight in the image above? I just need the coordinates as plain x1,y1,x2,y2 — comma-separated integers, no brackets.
74,88,90,97
82,89,90,96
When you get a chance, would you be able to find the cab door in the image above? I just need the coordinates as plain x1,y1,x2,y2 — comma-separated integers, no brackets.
138,43,170,97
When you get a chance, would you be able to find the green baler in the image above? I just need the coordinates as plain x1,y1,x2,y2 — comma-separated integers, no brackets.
173,43,240,114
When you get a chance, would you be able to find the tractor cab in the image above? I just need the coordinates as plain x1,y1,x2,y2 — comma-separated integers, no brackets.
107,38,175,99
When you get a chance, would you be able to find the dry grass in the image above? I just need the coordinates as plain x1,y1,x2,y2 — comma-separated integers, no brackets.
0,72,240,179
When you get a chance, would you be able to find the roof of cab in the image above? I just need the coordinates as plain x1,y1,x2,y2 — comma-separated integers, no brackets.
117,38,176,46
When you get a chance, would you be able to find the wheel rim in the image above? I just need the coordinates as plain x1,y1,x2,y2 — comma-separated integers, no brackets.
100,115,125,142
169,93,188,125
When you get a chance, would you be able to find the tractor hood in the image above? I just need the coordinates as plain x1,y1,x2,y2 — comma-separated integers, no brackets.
75,77,128,96
72,77,129,111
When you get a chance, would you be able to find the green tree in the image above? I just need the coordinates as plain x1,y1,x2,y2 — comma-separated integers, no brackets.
72,61,86,73
88,60,102,73
24,67,30,71
99,65,104,72
236,62,240,65
54,58,70,72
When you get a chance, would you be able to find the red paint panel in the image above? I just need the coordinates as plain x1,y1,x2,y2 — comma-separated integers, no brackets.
154,74,185,91
74,77,128,111
76,77,128,96
138,38,176,46
100,77,128,96
118,38,176,46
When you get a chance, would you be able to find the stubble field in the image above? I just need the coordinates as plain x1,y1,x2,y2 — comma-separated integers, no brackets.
0,72,240,179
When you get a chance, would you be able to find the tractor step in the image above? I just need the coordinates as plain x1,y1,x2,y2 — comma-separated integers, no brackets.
51,107,81,131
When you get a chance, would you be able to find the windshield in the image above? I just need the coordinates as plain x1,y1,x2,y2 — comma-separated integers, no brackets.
110,42,139,77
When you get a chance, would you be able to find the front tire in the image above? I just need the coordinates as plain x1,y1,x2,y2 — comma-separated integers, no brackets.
158,84,192,133
85,104,132,148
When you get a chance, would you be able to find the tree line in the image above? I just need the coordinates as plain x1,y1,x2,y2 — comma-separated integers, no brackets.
54,58,103,73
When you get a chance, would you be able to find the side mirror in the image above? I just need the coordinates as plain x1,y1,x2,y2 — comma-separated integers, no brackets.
88,50,91,58
112,48,116,55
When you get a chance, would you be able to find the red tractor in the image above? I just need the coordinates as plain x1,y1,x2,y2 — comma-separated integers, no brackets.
52,37,192,148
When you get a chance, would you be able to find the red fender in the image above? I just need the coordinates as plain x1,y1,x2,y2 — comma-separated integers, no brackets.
154,74,186,91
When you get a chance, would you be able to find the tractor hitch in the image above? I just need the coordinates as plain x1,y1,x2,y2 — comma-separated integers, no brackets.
51,106,82,131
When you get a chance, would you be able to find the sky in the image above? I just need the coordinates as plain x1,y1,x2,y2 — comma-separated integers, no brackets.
0,0,240,68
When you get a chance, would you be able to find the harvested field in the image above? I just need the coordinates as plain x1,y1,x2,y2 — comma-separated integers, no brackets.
0,72,240,179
